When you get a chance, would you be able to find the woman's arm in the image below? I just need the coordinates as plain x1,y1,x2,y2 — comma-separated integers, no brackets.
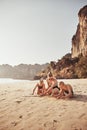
32,84,38,95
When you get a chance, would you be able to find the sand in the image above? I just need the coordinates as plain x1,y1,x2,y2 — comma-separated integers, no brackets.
0,79,87,130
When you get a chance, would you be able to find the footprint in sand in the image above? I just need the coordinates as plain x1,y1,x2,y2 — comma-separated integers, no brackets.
16,100,22,104
71,124,82,130
27,112,33,117
0,98,5,101
19,115,23,119
11,121,18,126
43,120,58,128
79,113,85,119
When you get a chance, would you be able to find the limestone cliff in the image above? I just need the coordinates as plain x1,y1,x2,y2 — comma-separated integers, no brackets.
35,5,87,79
72,5,87,58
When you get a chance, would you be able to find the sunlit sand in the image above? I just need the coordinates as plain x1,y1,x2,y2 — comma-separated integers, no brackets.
0,79,87,130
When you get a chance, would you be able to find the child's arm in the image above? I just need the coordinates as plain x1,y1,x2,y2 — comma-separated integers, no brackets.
61,85,73,99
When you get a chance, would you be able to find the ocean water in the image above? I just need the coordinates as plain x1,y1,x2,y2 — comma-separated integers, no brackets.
0,78,27,83
0,78,38,85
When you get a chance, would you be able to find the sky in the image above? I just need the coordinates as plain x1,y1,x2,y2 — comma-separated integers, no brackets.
0,0,87,66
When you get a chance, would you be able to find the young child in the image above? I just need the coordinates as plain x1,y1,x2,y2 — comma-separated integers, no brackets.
57,81,74,99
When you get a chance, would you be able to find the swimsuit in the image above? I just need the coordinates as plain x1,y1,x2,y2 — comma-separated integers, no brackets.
38,85,43,89
64,90,73,95
53,86,60,90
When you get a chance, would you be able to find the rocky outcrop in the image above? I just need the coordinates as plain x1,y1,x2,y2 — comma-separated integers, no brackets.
72,5,87,58
36,53,87,79
35,6,87,79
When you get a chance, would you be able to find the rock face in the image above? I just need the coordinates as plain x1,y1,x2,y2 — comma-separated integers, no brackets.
35,5,87,79
72,5,87,58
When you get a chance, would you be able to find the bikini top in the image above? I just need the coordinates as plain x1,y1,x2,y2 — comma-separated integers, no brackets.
38,85,43,89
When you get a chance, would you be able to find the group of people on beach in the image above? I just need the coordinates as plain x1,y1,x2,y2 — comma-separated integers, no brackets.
32,72,73,99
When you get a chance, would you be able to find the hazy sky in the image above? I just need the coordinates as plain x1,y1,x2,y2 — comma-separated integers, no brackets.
0,0,87,66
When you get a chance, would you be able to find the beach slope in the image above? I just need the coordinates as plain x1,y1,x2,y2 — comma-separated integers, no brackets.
0,79,87,130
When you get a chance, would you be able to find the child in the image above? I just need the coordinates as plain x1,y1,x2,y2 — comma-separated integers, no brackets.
57,81,74,99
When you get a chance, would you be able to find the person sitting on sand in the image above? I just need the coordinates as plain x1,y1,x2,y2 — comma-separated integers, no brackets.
32,78,46,96
57,81,74,99
45,72,60,96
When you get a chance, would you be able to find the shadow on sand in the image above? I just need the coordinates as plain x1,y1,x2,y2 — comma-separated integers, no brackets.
71,94,87,102
23,94,87,102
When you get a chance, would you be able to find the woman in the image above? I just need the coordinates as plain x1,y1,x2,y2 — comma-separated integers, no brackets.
32,78,46,96
45,72,60,96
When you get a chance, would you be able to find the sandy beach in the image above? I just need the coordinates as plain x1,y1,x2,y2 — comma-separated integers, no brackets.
0,79,87,130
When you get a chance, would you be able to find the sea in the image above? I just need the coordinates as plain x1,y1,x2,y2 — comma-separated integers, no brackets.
0,78,38,84
0,78,31,83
